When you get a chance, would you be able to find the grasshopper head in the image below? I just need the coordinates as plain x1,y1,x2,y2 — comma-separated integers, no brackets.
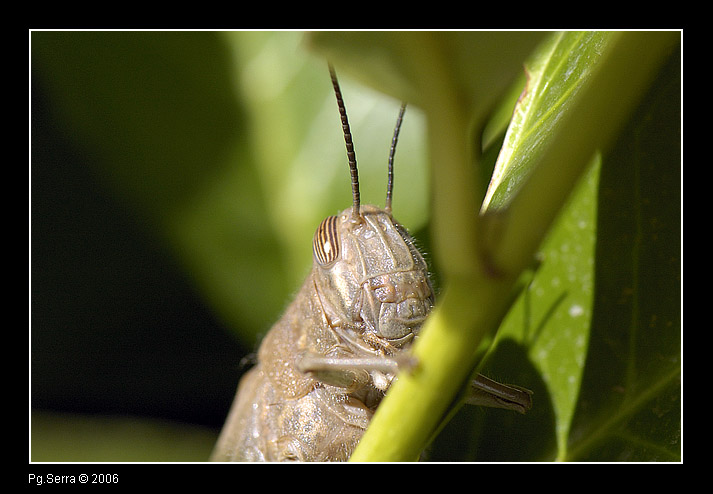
312,205,433,351
317,68,431,353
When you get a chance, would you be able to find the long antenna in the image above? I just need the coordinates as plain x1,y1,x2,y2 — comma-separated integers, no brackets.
385,103,407,215
328,64,360,220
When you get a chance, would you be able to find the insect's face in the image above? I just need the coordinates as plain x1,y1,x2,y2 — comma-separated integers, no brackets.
312,204,434,350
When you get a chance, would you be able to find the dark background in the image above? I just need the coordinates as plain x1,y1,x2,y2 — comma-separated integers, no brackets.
32,77,247,429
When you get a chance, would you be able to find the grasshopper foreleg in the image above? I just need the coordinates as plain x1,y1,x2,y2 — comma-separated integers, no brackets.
296,354,416,392
297,354,531,413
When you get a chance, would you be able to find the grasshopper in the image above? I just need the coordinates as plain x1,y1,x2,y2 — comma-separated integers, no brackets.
210,66,532,462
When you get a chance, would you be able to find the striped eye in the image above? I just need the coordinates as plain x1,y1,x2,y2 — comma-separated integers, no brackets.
313,215,340,266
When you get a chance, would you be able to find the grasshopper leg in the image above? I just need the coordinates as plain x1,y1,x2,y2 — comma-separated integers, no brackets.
467,374,533,414
296,354,416,391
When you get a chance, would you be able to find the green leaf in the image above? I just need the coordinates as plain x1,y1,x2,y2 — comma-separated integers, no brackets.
564,46,681,460
483,32,609,211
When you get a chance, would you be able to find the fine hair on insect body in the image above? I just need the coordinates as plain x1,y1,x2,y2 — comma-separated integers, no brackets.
210,65,532,462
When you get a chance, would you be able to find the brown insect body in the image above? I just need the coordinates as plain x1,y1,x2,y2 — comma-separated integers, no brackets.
211,66,531,462
211,205,433,461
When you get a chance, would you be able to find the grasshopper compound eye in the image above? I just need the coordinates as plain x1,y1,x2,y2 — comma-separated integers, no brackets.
313,215,340,266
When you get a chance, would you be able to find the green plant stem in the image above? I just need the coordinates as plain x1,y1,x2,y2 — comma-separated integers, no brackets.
351,38,501,462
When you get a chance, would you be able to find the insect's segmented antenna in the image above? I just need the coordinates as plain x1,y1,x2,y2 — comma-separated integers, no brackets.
385,103,407,215
328,64,360,220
